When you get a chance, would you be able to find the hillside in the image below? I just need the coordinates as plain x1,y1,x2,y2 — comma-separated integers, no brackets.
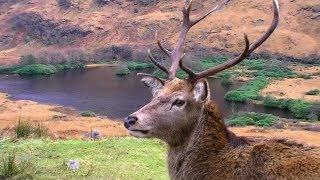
0,0,319,65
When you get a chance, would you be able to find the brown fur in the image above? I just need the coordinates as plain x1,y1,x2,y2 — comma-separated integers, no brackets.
168,101,320,179
127,78,320,179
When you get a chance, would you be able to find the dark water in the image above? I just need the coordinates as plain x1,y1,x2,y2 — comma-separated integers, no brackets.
0,66,293,119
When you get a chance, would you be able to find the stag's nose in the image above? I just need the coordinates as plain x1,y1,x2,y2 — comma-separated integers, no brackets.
124,116,138,129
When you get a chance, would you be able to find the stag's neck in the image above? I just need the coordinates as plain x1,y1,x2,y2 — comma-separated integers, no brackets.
167,101,237,179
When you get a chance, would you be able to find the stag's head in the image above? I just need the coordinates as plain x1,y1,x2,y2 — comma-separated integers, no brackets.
124,0,279,145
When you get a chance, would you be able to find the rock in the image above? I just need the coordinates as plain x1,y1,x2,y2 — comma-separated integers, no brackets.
67,160,80,172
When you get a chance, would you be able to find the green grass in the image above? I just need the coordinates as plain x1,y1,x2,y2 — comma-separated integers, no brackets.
0,138,168,179
116,67,131,76
227,112,277,127
263,96,313,120
153,69,188,79
240,59,266,70
225,76,268,102
80,111,96,117
306,89,320,96
127,61,154,71
0,149,35,179
15,121,33,138
253,66,296,78
14,64,58,75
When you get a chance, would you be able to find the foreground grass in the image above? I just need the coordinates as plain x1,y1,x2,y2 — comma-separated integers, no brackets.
0,138,168,179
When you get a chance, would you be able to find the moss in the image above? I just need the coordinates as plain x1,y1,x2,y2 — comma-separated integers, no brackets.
225,76,268,102
227,112,277,127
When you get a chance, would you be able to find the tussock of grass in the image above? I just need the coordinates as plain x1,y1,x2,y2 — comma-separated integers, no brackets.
80,111,96,117
227,112,277,127
15,121,33,138
225,76,268,102
15,120,48,138
0,149,35,179
0,138,168,179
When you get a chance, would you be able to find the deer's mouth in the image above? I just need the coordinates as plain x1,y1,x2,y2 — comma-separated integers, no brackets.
128,129,150,138
130,129,149,134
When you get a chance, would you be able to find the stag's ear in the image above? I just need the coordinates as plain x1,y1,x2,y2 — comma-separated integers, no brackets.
193,79,210,102
141,76,164,96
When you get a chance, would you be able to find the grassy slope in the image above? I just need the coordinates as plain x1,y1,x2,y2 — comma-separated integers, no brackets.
0,138,168,179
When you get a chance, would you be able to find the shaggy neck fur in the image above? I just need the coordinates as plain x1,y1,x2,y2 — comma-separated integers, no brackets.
167,101,245,179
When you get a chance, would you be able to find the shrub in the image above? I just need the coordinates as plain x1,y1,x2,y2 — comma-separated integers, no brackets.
80,111,96,117
11,12,91,45
263,97,313,120
0,150,35,179
116,67,130,76
288,100,312,119
58,0,72,9
227,112,277,127
225,76,268,102
263,96,288,109
14,64,57,75
95,45,133,61
15,120,32,138
306,89,320,96
19,54,36,65
297,74,313,79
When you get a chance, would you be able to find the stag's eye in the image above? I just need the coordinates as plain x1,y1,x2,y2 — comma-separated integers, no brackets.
173,99,185,107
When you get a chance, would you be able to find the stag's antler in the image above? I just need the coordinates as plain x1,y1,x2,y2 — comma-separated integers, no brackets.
145,0,280,83
147,0,224,79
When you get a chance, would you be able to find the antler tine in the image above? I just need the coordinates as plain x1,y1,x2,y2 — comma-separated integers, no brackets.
186,0,280,83
179,53,196,79
167,0,223,79
147,49,170,78
157,40,171,57
137,73,166,85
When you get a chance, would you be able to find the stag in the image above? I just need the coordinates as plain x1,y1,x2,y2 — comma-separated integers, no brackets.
124,0,320,179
